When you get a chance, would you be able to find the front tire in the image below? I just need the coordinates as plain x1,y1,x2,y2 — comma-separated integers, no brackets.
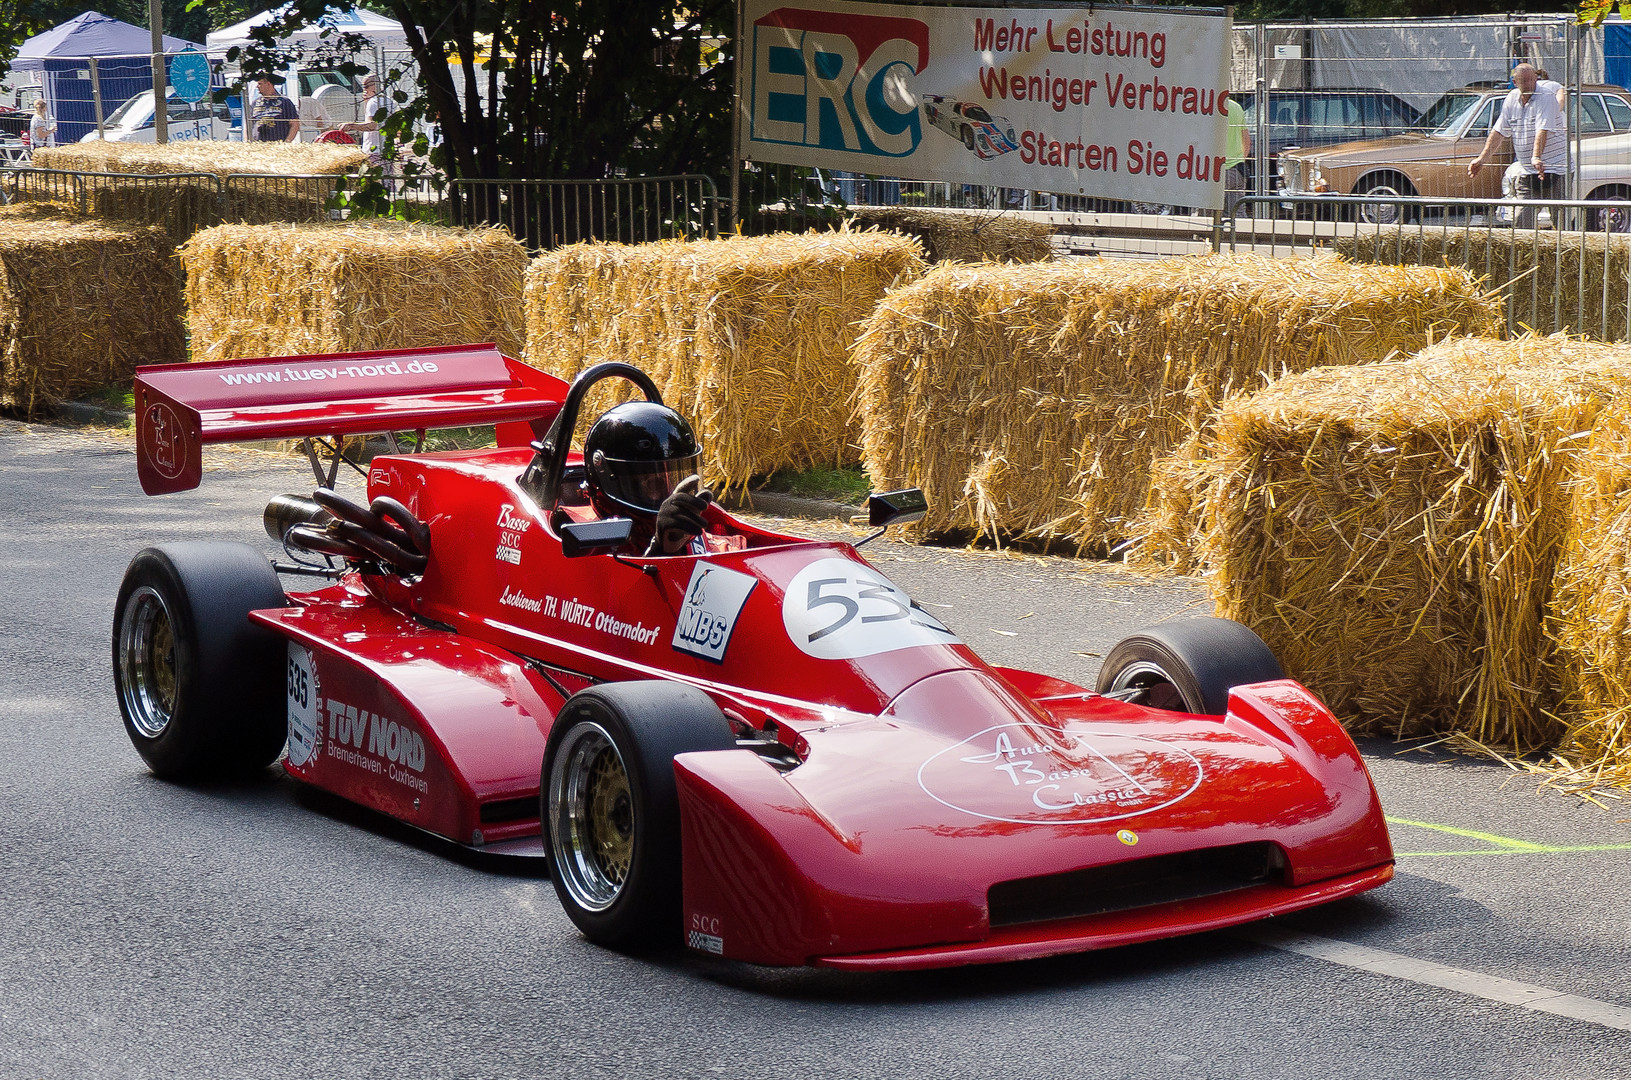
112,542,289,780
1354,171,1416,225
1587,186,1631,232
542,682,735,949
961,125,975,151
1096,617,1284,716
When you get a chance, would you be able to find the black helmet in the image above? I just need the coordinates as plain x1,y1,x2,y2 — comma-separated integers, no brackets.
583,401,701,516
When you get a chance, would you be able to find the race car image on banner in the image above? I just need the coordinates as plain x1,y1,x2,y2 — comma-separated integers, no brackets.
742,0,1234,209
923,95,1018,158
112,344,1393,970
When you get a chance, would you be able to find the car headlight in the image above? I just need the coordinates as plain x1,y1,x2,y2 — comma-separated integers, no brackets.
1309,165,1328,193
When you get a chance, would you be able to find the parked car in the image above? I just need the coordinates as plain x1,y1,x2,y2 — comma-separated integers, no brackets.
1279,84,1631,222
1233,87,1421,190
79,87,237,143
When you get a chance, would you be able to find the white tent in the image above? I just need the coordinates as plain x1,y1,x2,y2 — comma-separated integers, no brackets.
205,6,409,56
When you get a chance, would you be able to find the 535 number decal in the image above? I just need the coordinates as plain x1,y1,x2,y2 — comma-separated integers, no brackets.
783,558,958,660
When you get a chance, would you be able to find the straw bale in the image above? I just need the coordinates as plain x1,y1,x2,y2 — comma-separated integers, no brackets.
848,207,1053,263
1549,408,1631,786
181,222,527,363
855,252,1502,550
523,231,926,494
0,204,183,416
1183,335,1631,750
1333,225,1631,340
33,141,365,179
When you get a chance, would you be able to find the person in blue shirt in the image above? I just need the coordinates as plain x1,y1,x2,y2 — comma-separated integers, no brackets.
249,76,299,143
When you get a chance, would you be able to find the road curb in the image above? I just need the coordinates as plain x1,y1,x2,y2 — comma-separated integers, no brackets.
722,489,864,523
56,400,133,427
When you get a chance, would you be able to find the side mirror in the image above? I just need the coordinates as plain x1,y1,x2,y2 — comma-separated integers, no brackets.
867,488,928,528
560,517,633,557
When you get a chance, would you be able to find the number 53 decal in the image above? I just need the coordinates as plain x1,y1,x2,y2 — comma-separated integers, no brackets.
782,557,959,660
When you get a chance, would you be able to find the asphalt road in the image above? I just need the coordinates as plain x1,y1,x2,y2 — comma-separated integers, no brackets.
2,420,1628,1079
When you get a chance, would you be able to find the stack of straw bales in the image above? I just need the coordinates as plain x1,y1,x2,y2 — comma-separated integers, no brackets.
848,207,1054,263
32,143,367,239
0,204,184,416
1549,408,1631,786
182,222,528,363
855,253,1502,550
1175,335,1631,752
1334,225,1631,339
524,231,926,494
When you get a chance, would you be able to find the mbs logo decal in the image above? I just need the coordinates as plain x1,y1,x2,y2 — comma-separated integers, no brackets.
751,8,928,156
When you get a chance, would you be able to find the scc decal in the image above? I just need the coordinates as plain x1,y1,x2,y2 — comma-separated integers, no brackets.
917,725,1203,825
687,913,724,954
750,7,928,157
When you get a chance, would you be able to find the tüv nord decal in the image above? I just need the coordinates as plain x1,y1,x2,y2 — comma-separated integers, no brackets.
751,7,928,156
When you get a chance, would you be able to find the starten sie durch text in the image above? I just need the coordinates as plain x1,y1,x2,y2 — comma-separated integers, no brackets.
975,17,1230,182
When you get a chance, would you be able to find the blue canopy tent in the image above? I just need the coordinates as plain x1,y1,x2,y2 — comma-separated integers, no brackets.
13,11,203,143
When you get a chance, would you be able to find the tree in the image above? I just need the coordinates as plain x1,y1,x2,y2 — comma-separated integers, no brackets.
208,0,735,185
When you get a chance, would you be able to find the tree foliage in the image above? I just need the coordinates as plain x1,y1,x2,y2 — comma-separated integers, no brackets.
201,0,734,184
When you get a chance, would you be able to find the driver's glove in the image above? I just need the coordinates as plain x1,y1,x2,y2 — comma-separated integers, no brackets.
655,478,714,554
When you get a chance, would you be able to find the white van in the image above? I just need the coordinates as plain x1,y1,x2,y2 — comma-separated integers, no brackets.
80,88,238,143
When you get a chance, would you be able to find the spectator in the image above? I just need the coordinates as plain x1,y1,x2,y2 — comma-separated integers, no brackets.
1223,92,1251,217
29,99,56,150
1468,63,1565,229
249,76,299,143
342,75,391,163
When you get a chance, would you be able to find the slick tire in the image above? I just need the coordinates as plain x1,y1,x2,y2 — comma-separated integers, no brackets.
542,682,735,949
1096,617,1284,716
112,542,289,781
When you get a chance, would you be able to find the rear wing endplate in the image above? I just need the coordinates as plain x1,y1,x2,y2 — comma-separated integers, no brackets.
133,343,567,495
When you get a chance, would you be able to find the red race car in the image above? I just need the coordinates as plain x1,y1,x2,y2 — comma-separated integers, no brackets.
113,344,1393,970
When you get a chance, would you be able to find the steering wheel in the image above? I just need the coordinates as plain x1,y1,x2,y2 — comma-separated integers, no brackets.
523,361,664,513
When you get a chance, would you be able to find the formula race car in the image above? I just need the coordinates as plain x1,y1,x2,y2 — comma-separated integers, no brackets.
113,345,1393,969
922,95,1019,159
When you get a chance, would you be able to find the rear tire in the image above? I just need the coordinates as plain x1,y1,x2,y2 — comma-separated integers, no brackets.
112,542,289,780
1096,618,1284,716
542,682,735,949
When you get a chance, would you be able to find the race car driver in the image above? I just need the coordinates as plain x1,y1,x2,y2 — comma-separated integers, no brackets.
581,401,744,556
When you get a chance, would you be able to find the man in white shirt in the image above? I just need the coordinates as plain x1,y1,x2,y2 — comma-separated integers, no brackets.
1468,63,1566,228
342,75,390,159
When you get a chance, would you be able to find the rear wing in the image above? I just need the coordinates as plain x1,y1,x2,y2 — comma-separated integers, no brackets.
134,343,566,495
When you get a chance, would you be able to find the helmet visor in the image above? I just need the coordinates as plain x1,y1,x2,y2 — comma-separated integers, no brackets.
595,452,701,513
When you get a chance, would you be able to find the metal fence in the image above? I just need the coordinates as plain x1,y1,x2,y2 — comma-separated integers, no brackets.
448,176,720,250
1229,192,1631,341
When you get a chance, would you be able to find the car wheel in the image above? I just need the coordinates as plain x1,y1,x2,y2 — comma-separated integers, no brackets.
1354,172,1416,225
1588,186,1631,232
961,125,975,151
542,682,736,949
112,542,289,780
1095,617,1284,716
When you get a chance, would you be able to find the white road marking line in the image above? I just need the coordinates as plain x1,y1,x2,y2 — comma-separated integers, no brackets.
1237,926,1631,1032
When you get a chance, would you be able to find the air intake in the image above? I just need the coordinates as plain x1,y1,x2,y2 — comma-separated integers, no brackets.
988,842,1287,928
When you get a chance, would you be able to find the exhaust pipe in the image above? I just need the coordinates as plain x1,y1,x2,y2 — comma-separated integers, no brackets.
264,493,333,545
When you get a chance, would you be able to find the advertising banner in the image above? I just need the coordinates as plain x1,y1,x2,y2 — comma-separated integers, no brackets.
740,1,1234,208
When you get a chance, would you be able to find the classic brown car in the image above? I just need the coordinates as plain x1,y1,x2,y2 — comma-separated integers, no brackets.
1278,84,1631,222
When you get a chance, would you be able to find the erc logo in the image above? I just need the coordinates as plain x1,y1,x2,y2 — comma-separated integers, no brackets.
751,7,928,156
